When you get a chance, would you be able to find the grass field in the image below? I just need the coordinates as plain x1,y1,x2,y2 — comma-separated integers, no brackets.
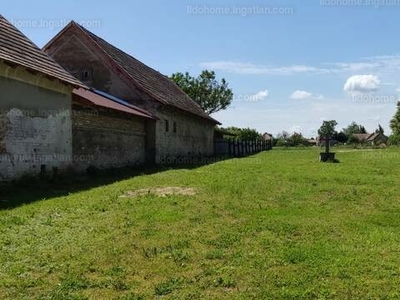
1,148,400,299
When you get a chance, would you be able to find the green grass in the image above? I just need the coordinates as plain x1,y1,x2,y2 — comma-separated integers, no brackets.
1,148,400,299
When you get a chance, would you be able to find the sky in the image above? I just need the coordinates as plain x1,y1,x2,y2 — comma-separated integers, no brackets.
3,0,400,137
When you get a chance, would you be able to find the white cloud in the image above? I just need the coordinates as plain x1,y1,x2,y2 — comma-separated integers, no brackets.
290,90,313,99
327,62,381,72
200,55,400,76
396,87,400,93
290,90,324,100
252,90,269,101
343,75,380,93
199,61,328,75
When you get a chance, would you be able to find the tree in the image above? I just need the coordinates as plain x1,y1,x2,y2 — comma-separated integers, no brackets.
332,131,347,143
287,132,306,147
375,124,384,134
390,102,400,136
223,127,262,140
318,120,338,138
170,70,233,114
318,120,338,153
347,135,360,145
343,121,367,138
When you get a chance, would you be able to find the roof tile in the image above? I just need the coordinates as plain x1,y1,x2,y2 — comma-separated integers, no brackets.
0,15,84,87
74,24,220,124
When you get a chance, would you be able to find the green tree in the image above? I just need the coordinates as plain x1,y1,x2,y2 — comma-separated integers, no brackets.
375,124,384,134
343,121,367,138
223,127,262,140
390,102,400,136
318,120,338,153
288,132,306,147
348,135,360,145
332,131,347,143
170,70,233,114
318,120,338,138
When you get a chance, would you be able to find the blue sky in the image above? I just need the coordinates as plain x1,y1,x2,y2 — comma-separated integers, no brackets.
3,0,400,137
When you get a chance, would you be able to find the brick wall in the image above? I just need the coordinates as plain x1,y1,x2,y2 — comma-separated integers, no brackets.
72,107,147,170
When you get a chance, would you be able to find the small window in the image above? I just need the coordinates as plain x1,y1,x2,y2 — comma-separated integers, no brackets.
173,121,177,133
165,119,169,132
81,67,92,81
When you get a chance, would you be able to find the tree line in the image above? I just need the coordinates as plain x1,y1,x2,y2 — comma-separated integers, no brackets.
170,69,400,146
274,121,385,147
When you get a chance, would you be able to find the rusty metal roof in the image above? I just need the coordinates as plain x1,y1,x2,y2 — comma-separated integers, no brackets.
0,15,85,88
73,88,155,119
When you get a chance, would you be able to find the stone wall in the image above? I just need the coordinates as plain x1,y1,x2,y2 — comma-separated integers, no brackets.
155,106,215,163
0,62,73,181
72,107,147,170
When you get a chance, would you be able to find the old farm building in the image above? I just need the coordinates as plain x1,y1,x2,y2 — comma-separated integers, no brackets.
0,16,221,180
44,21,221,164
0,16,157,180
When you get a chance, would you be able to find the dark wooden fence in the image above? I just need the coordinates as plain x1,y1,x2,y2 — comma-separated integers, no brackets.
214,139,272,157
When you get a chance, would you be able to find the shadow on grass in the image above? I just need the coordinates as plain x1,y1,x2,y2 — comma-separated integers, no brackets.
0,158,232,210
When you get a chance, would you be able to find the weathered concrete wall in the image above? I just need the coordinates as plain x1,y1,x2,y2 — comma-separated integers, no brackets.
72,108,147,170
155,106,215,163
0,62,73,181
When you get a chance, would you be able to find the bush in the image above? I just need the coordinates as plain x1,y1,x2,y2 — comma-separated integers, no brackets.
276,139,287,147
347,135,360,145
388,134,400,146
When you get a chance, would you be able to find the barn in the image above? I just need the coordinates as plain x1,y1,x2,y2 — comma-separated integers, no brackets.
0,16,158,180
43,21,221,164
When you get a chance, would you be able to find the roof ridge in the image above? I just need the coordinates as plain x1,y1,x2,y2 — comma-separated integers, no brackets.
70,24,219,124
73,23,167,106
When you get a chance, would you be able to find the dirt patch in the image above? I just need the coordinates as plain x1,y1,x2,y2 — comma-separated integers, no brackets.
120,187,197,198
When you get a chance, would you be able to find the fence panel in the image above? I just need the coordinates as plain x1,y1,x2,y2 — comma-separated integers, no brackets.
214,139,272,157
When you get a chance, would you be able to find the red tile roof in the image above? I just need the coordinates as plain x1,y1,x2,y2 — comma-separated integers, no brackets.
0,15,84,88
45,21,220,124
73,88,155,119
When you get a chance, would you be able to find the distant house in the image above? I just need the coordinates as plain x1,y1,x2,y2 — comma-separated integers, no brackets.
352,133,388,145
307,139,318,146
263,133,273,142
43,21,221,164
0,15,84,180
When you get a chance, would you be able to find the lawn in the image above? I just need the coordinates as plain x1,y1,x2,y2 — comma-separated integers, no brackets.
1,148,400,299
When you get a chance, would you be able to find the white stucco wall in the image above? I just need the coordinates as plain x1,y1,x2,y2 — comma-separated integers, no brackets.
0,62,73,180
